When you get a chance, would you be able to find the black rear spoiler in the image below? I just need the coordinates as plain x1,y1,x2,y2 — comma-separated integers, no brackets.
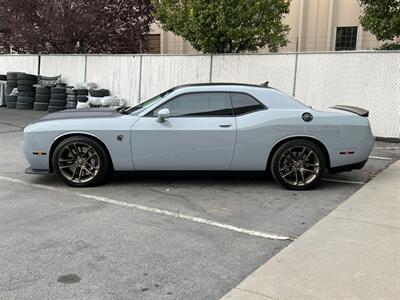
330,105,369,117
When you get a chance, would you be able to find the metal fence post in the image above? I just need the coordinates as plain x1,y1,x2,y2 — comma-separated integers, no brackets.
209,54,213,83
84,55,88,82
138,54,143,103
37,55,41,75
292,52,299,97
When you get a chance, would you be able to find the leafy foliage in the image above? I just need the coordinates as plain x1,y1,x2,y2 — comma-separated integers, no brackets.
359,0,400,42
378,42,400,50
152,0,290,53
0,0,154,54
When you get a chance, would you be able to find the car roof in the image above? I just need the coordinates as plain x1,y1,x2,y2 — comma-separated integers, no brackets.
155,82,307,110
171,82,271,91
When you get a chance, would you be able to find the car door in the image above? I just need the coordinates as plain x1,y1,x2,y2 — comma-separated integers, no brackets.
131,92,237,170
229,92,271,170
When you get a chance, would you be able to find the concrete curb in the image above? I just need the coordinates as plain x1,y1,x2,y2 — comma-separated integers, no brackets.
221,160,400,300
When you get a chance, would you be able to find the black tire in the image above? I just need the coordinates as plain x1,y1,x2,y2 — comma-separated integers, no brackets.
6,87,15,95
51,93,67,100
51,87,66,94
5,95,17,102
65,101,77,109
19,91,36,98
52,136,110,187
35,94,50,102
7,80,18,88
34,102,49,111
89,89,110,97
7,72,24,80
18,85,35,92
77,95,88,102
17,73,37,81
17,96,35,104
16,102,33,110
66,95,77,101
270,139,326,190
49,99,66,106
76,89,88,95
66,87,76,95
48,105,65,113
36,86,50,94
18,79,37,86
6,101,17,108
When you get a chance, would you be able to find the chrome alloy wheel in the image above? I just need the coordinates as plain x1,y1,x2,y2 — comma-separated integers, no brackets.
278,146,320,187
57,142,101,184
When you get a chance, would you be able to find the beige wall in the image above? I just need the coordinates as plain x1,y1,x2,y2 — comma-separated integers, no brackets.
152,0,381,54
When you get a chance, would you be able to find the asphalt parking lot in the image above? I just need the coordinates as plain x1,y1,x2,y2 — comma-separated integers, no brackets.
1,108,399,300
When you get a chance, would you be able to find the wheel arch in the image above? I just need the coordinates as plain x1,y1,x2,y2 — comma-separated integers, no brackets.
49,132,114,172
266,136,331,171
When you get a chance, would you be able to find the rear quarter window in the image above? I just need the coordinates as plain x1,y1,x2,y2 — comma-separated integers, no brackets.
231,93,265,115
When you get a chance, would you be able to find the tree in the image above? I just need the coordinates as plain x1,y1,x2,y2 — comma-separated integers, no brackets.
359,0,400,49
0,0,154,54
152,0,290,53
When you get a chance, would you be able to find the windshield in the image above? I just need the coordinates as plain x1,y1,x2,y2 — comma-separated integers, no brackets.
121,90,172,115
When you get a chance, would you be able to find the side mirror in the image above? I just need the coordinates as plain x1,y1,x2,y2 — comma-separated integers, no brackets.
157,108,170,123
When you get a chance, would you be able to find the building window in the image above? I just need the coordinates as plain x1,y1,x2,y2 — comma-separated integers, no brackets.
146,34,161,54
335,27,358,51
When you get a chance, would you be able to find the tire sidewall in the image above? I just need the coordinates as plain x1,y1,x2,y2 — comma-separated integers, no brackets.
271,139,326,190
52,136,110,187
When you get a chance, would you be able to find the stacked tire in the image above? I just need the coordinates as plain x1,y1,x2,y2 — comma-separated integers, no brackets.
16,73,37,110
5,72,23,108
0,74,6,108
34,86,51,111
48,86,67,113
65,86,77,109
89,89,110,98
76,88,89,105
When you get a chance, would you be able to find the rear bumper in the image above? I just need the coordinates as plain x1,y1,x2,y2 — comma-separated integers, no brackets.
25,167,51,175
328,160,367,174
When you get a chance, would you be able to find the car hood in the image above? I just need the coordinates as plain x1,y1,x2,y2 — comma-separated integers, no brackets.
33,108,121,124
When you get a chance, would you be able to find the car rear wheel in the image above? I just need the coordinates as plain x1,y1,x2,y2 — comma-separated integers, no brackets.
52,136,110,187
271,139,325,190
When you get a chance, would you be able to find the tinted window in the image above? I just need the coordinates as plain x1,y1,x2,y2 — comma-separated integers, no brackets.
231,93,265,115
152,93,232,117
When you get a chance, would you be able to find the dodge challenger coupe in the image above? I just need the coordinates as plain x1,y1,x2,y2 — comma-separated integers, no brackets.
22,83,374,190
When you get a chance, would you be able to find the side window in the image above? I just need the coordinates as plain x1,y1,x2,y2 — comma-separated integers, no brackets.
231,93,265,115
152,93,232,117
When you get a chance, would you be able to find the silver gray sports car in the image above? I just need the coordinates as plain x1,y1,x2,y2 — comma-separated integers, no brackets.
23,83,374,190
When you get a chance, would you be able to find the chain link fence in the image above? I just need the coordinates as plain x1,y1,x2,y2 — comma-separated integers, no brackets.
211,54,297,95
295,52,400,139
0,52,399,138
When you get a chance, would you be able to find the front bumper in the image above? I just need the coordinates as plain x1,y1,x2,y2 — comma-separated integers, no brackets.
22,131,51,171
25,167,51,175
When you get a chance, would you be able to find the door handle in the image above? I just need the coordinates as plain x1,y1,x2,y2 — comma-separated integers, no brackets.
219,124,232,128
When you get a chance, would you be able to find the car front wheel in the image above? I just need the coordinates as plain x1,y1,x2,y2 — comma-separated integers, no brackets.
52,136,110,187
271,139,325,190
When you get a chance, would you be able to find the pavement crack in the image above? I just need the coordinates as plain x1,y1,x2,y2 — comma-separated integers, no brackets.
0,121,24,129
331,215,400,231
0,130,22,134
236,288,279,299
